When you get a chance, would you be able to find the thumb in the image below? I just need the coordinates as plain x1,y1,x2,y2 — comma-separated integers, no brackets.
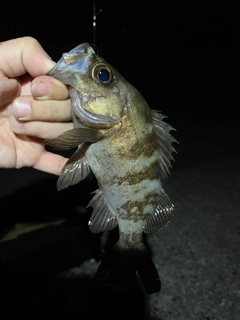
0,36,56,78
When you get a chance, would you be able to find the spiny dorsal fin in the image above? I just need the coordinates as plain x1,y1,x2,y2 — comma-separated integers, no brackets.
152,110,178,182
87,189,118,233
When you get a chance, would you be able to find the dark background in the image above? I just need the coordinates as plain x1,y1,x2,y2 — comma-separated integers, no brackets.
0,1,239,319
0,0,238,197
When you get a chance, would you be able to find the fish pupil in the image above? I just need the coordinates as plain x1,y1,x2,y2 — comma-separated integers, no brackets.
98,68,110,83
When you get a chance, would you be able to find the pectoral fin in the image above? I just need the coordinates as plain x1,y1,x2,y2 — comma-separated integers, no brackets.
87,189,118,233
144,189,174,233
57,143,91,190
46,127,100,150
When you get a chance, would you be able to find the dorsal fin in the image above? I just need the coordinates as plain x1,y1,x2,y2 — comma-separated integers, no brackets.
152,110,178,182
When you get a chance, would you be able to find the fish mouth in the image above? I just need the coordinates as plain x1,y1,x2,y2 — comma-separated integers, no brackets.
70,88,121,129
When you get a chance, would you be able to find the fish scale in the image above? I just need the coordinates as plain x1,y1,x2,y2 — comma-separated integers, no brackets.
46,42,177,294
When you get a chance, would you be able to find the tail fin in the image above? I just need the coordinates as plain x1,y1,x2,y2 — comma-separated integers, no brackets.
95,242,161,294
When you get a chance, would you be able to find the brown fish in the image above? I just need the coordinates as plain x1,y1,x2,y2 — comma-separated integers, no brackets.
47,43,177,294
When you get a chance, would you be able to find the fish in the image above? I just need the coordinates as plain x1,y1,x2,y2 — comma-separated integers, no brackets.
46,43,177,294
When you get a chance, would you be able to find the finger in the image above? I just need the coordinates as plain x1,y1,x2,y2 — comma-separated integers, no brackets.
31,75,69,101
10,115,73,139
0,37,55,77
34,150,68,176
11,96,72,121
0,72,20,106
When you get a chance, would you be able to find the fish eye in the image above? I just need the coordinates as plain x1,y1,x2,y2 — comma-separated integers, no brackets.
92,63,113,86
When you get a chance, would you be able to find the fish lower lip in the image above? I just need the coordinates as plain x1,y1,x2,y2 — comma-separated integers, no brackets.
71,90,119,127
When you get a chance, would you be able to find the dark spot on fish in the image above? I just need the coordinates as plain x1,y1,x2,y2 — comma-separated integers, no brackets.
116,157,159,186
119,230,143,246
118,204,146,221
118,191,155,222
117,129,158,161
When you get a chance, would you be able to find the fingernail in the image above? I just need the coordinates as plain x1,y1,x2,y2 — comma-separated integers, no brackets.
9,115,23,129
31,81,50,99
11,99,31,120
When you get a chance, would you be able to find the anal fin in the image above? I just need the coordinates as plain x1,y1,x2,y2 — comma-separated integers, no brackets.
87,190,118,233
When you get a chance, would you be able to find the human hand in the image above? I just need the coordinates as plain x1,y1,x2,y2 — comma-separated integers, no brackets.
0,37,73,175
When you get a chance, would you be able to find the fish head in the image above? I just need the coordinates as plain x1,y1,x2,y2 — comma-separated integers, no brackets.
48,43,126,129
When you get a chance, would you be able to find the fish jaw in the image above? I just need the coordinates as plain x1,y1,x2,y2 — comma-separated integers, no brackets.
47,42,94,84
70,87,121,129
